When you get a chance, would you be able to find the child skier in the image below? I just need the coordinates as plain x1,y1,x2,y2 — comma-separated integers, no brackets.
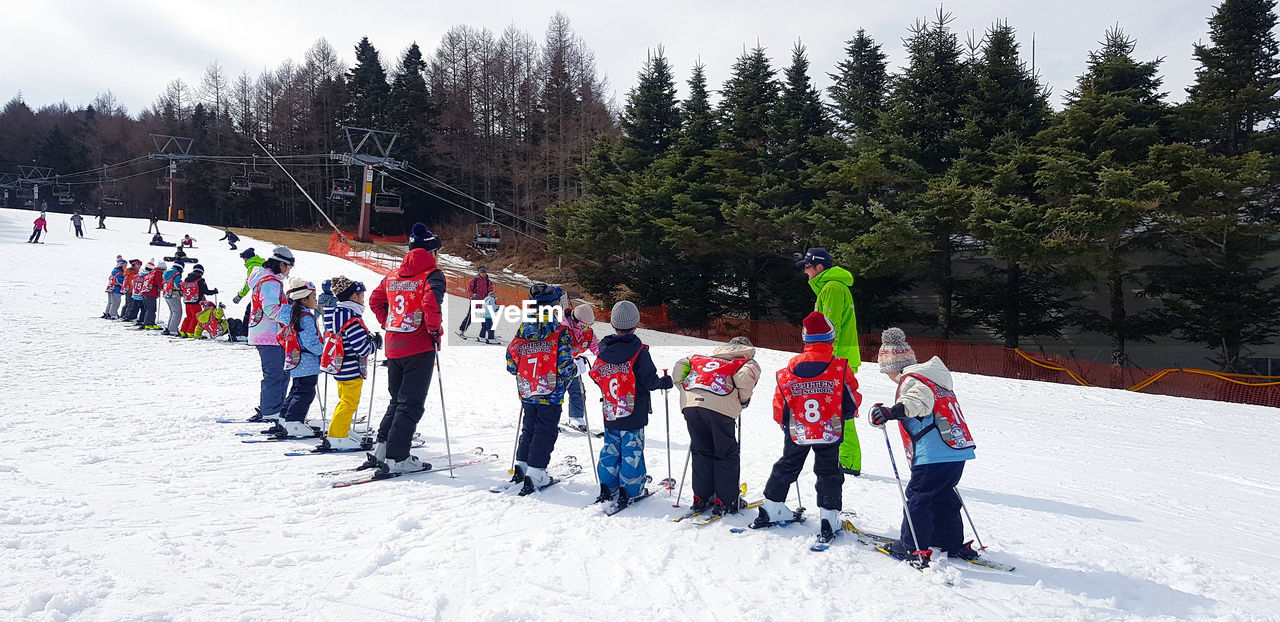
478,291,499,344
138,260,166,330
506,283,576,493
869,327,978,565
317,279,337,332
28,213,47,243
755,312,861,543
367,224,445,473
319,276,379,451
673,335,761,515
179,264,219,337
126,260,153,326
161,261,184,335
120,260,142,321
181,234,195,248
103,258,126,319
589,300,673,509
271,278,323,438
71,212,84,238
563,304,599,430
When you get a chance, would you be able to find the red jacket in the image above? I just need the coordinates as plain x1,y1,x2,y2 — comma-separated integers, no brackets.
370,249,445,359
141,268,165,297
467,275,494,300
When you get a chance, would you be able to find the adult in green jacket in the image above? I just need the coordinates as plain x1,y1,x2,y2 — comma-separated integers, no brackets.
232,247,265,303
796,247,862,475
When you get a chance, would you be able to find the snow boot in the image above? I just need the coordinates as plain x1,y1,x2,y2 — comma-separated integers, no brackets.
713,496,748,516
360,442,388,469
886,540,932,567
752,499,795,528
947,540,981,561
276,420,318,438
567,418,588,432
819,508,840,541
613,487,631,511
380,455,430,474
519,467,550,495
841,467,861,476
323,435,364,451
689,495,710,514
594,483,614,504
509,461,527,484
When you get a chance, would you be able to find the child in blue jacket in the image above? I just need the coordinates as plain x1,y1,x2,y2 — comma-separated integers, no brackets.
273,278,324,439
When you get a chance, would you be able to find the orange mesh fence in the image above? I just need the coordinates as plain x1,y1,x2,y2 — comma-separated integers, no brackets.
327,232,1280,408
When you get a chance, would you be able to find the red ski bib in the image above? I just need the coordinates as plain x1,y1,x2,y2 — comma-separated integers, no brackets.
775,357,848,446
683,355,748,396
508,327,565,400
278,310,320,371
895,373,976,463
320,317,367,375
250,274,282,327
131,273,148,296
383,275,430,333
180,281,201,304
201,307,224,338
589,347,644,421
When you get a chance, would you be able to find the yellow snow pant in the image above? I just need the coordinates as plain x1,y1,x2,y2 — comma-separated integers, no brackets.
327,378,363,438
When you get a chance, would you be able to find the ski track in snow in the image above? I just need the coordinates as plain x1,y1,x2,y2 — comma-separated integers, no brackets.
1,208,1276,621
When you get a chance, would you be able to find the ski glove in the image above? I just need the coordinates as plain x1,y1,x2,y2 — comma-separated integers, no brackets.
232,295,242,304
371,333,383,350
658,373,674,391
869,403,905,427
573,356,590,377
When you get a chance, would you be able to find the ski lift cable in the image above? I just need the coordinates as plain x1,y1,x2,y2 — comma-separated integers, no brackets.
396,164,549,232
253,137,350,246
381,171,546,245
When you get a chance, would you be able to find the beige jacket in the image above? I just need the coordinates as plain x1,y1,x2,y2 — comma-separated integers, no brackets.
894,356,953,419
673,342,761,420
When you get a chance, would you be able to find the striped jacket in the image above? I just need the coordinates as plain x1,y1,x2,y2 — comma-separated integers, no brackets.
329,301,377,381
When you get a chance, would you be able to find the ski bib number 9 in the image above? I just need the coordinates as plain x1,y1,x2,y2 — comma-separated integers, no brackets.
683,355,747,396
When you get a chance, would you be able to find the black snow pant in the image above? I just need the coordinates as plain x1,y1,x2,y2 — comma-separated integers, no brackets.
123,297,142,321
899,460,966,554
516,402,561,469
28,228,42,243
684,406,741,507
458,309,473,334
140,297,158,326
763,425,843,511
74,224,83,238
377,350,435,462
97,216,106,229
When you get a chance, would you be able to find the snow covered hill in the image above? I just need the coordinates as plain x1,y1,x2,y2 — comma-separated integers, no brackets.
2,207,1277,621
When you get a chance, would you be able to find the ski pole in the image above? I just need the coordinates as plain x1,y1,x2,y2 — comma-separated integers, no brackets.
583,406,598,485
673,447,691,508
883,425,925,562
364,344,379,436
660,370,675,493
955,487,986,551
510,405,524,474
320,374,329,433
432,339,455,478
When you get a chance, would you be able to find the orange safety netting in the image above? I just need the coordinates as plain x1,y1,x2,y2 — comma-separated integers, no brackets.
327,232,1280,408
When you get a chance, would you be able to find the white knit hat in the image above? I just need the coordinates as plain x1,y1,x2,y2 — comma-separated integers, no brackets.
878,327,918,374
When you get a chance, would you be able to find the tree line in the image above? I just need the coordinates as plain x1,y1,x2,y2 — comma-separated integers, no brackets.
548,0,1280,372
0,12,613,235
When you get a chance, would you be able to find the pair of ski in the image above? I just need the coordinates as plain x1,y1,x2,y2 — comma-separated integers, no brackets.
558,422,603,438
328,448,499,488
670,484,763,526
839,522,1015,571
598,475,655,516
489,456,585,496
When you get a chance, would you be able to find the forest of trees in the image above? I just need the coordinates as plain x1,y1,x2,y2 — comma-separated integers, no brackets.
550,0,1280,372
0,13,613,236
2,3,1279,372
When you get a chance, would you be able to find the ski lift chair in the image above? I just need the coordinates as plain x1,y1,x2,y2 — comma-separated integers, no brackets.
373,192,403,214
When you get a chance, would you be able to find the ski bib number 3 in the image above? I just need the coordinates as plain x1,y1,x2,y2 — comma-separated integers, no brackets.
384,277,427,333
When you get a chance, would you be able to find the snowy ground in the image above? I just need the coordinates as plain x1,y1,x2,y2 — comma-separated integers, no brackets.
2,207,1277,621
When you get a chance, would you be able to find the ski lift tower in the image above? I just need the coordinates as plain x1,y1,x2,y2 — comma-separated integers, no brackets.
19,165,53,209
331,125,402,243
147,134,195,221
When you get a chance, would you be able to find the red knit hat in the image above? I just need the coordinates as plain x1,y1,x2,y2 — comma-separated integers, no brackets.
802,312,835,342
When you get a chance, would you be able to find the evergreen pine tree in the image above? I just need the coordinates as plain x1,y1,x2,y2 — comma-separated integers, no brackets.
619,47,681,170
346,37,390,128
828,29,888,137
1185,0,1280,155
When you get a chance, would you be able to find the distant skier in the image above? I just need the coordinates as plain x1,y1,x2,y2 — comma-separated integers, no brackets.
506,282,575,493
150,233,175,247
147,212,160,234
103,258,126,319
870,327,979,565
96,206,106,229
219,228,240,250
161,261,185,336
367,223,445,474
672,335,761,515
563,304,599,430
458,267,494,338
754,312,861,543
271,278,323,439
71,211,84,238
588,300,673,509
319,276,379,451
247,247,296,422
181,234,195,248
28,213,47,243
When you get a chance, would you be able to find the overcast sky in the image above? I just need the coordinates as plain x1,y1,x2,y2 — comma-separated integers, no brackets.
2,0,1234,116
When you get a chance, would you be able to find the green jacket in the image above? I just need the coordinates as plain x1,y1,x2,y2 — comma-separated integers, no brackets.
236,255,265,298
809,266,860,367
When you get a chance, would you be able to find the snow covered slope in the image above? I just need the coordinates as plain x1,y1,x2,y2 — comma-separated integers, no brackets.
2,208,1277,621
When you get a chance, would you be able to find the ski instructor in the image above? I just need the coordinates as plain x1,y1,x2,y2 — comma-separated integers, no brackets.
367,222,446,474
795,247,862,476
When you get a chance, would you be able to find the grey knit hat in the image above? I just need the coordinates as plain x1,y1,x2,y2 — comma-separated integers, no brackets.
878,327,918,374
610,300,640,331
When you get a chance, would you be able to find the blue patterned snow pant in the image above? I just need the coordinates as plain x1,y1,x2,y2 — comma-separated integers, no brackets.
597,428,646,498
